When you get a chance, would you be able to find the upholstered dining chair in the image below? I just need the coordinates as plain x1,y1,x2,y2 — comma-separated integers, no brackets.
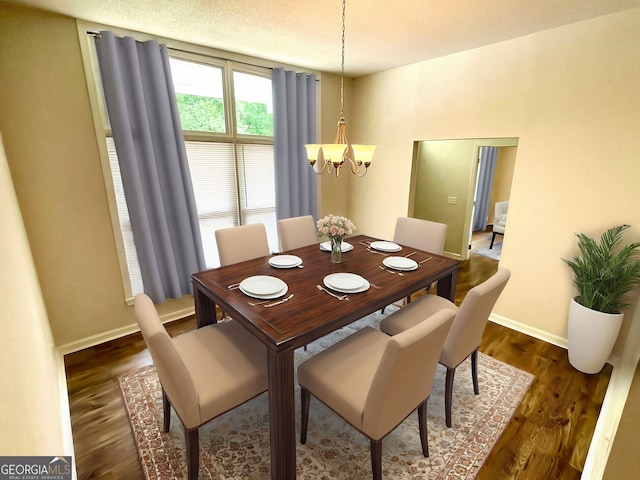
214,223,271,320
393,216,448,255
277,215,318,252
215,222,271,266
383,217,448,311
134,293,268,480
298,307,456,480
490,200,509,249
380,267,511,428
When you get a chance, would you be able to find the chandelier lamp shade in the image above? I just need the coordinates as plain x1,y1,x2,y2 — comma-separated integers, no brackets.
305,0,377,177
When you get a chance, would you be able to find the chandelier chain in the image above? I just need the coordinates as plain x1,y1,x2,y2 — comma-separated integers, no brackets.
340,0,346,119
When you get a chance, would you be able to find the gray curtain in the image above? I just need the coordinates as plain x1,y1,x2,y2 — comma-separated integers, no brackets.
472,146,498,231
272,68,318,220
94,31,206,303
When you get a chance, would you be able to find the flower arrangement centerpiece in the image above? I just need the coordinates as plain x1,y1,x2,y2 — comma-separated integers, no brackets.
317,214,356,263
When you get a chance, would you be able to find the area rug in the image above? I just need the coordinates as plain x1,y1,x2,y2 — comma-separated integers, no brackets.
119,308,533,479
475,242,502,261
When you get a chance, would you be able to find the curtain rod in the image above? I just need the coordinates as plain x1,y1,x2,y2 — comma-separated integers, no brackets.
86,30,318,78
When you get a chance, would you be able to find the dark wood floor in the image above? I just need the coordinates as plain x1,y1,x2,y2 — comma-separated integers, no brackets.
64,231,611,479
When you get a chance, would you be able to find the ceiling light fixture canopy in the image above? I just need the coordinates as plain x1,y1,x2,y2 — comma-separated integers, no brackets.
305,0,376,177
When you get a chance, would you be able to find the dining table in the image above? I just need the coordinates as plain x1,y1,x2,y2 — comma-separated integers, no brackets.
191,233,460,479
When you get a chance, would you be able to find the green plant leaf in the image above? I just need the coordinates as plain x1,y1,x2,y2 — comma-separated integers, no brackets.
563,225,640,313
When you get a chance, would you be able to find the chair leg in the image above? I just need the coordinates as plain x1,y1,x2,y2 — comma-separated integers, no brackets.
162,387,171,432
370,438,383,480
417,400,429,457
445,366,456,428
185,427,199,480
489,232,497,249
471,348,479,395
300,388,310,444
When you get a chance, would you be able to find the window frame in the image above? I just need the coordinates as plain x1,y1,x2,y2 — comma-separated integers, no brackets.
76,21,300,303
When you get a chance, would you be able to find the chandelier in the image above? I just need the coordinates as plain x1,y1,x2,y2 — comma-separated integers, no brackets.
305,0,377,177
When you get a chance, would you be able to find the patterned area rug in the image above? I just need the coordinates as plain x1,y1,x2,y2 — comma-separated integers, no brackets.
119,308,533,479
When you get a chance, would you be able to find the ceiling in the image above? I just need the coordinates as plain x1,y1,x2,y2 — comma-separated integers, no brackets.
10,0,640,77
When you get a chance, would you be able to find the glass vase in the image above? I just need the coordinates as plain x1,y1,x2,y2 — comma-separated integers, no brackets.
330,235,343,263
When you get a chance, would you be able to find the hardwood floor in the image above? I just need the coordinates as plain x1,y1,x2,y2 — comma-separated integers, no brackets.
64,231,611,479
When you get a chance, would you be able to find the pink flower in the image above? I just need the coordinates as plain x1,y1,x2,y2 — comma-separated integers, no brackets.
316,214,356,239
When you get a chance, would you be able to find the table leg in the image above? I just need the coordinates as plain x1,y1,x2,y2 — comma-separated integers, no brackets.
267,347,297,479
437,269,458,302
192,285,217,328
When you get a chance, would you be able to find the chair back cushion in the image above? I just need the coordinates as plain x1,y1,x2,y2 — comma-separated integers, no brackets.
362,308,455,439
440,268,511,367
134,294,200,426
215,223,271,266
393,217,447,255
277,215,318,251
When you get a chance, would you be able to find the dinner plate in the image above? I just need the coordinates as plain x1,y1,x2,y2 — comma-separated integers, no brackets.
268,255,303,269
319,241,354,253
323,273,370,293
383,256,419,271
369,241,402,252
239,275,288,299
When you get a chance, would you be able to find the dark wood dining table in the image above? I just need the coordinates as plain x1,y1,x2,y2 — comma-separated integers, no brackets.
191,234,459,479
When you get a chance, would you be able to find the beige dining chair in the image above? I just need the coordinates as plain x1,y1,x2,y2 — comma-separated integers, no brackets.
277,215,318,252
214,222,271,266
380,267,511,428
134,293,268,480
298,307,456,480
393,216,448,255
214,223,272,320
383,216,448,311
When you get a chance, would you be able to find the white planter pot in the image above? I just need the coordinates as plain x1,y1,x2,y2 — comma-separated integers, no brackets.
567,297,624,374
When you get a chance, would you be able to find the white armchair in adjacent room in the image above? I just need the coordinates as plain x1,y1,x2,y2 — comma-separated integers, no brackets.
490,200,509,249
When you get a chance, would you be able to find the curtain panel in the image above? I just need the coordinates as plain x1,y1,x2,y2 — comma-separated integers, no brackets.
472,146,498,232
272,68,318,220
94,31,206,303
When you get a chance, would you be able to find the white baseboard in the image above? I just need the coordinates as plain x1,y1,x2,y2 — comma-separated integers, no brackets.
489,313,567,349
57,306,195,355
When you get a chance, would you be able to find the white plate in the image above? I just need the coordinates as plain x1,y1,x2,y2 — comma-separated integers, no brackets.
268,255,302,268
323,273,370,293
319,241,354,253
370,241,402,252
239,275,288,299
383,256,419,271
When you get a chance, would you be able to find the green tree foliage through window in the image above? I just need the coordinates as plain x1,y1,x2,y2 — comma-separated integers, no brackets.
176,93,225,132
236,101,273,136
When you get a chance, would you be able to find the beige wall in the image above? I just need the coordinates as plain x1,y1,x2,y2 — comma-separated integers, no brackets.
0,3,194,349
0,132,71,455
349,9,640,358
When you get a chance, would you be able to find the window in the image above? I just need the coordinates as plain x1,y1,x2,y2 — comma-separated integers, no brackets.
105,54,276,296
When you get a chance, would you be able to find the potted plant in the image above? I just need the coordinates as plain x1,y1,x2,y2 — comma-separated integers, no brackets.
563,225,640,373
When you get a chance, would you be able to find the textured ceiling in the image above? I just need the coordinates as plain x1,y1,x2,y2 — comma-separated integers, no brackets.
9,0,640,77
